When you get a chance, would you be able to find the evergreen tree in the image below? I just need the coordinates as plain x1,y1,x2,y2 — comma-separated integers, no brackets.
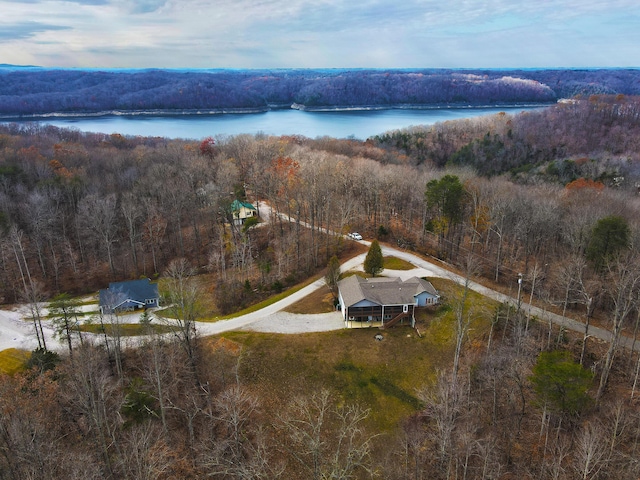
364,240,384,277
530,350,593,416
586,215,630,272
425,174,468,258
425,174,467,227
325,255,341,300
49,293,83,357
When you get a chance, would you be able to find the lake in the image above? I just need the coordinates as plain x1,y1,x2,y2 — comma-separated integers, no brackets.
3,106,546,140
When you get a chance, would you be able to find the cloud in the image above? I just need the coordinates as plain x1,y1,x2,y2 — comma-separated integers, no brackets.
1,0,640,68
0,21,69,41
4,0,108,4
117,0,168,14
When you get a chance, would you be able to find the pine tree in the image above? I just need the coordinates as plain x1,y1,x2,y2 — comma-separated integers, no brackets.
530,350,593,416
364,240,384,277
586,215,630,272
325,255,341,300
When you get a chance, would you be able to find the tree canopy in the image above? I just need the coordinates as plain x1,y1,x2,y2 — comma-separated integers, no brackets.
586,215,630,271
425,174,467,228
530,350,594,416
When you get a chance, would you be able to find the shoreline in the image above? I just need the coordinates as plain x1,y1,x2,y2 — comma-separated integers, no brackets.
289,102,554,112
0,102,554,121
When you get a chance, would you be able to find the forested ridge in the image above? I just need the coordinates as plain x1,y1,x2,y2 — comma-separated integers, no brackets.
1,95,640,478
1,67,640,116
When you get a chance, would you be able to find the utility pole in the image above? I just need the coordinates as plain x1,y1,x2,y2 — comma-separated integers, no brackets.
516,273,523,313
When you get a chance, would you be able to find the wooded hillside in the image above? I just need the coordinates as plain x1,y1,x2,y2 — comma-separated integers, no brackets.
1,68,640,115
1,94,640,478
0,95,638,305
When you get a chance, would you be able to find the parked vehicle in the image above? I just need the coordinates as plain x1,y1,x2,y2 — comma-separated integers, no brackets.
348,232,363,240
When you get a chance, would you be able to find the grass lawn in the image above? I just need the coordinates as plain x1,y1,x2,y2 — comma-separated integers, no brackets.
45,310,96,319
383,256,415,270
0,348,30,375
221,279,498,434
80,323,176,336
183,275,323,322
75,298,99,307
282,284,336,314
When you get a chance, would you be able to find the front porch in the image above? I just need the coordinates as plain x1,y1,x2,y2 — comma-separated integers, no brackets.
344,304,414,328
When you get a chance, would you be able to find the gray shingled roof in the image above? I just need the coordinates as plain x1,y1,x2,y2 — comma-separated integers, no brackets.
338,275,438,308
99,278,158,308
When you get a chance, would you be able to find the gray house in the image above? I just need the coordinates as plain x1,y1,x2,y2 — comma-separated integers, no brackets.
337,276,439,328
99,278,160,314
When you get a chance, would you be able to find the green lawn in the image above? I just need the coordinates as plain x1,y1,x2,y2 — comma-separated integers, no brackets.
383,256,416,270
0,348,30,375
80,323,176,336
224,278,498,433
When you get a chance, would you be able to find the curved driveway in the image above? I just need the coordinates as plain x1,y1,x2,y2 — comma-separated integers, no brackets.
0,239,632,353
197,238,633,352
378,243,631,350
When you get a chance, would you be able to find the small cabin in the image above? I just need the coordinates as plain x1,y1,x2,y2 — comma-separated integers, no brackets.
231,199,258,225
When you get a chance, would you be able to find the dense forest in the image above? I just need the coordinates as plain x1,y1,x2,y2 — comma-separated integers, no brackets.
1,94,640,478
1,67,640,116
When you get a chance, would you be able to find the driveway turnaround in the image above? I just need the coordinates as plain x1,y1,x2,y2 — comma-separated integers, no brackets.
0,240,634,352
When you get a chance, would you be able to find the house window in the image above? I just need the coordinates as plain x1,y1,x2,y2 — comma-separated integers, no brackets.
403,304,408,313
146,299,154,304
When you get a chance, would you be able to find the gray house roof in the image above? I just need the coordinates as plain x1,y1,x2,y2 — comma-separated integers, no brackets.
99,278,159,312
338,275,438,308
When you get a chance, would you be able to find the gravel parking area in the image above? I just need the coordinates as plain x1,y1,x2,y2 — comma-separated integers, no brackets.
245,311,344,333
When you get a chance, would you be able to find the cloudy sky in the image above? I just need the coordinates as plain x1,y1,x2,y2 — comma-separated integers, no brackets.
1,0,639,69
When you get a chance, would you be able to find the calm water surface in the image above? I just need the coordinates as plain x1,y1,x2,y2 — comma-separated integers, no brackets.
6,106,545,140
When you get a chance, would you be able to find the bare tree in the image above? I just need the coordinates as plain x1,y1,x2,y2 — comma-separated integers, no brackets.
99,289,128,379
541,434,571,480
121,192,143,275
418,372,465,476
451,255,478,386
22,279,48,351
573,421,607,480
162,258,202,384
597,252,640,400
116,422,171,480
62,344,123,478
0,370,63,479
8,226,32,293
141,201,167,275
24,190,57,278
199,385,279,479
77,193,119,276
400,414,429,480
278,389,375,480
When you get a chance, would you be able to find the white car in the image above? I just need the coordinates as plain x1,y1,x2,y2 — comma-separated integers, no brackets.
349,232,363,240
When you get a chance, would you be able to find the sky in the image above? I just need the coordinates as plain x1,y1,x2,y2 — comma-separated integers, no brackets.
1,0,639,69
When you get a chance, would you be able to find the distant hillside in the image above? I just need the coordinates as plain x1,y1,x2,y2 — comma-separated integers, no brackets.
0,68,639,116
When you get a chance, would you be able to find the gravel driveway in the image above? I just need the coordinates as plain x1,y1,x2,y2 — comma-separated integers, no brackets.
244,311,344,333
1,239,633,352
